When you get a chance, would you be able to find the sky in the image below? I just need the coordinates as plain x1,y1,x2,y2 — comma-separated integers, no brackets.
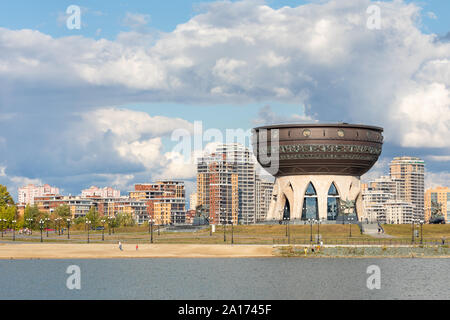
0,0,449,201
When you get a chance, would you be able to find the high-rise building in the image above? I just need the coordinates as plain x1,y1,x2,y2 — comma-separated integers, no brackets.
255,178,273,222
130,180,186,225
425,186,450,223
216,144,256,224
389,157,425,220
197,151,239,225
189,193,198,211
18,184,60,205
197,143,258,225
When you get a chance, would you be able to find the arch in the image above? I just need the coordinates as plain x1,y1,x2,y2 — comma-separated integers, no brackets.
282,197,291,220
327,182,340,221
301,182,318,220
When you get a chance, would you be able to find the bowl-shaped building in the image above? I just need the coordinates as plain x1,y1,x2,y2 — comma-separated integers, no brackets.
252,123,383,222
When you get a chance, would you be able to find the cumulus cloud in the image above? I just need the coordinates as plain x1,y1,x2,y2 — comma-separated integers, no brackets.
252,105,317,126
0,0,449,197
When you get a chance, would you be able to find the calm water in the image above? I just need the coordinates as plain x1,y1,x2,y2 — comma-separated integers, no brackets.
0,258,448,300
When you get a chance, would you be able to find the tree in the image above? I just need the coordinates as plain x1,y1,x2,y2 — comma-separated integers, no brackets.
0,185,14,208
24,204,40,229
54,204,71,219
0,205,17,228
86,207,100,228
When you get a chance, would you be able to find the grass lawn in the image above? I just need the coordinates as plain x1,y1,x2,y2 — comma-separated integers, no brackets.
382,224,450,240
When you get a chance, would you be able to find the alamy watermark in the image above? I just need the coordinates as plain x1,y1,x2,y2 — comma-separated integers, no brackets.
366,5,381,30
66,265,81,290
366,265,381,290
170,121,280,175
66,5,81,30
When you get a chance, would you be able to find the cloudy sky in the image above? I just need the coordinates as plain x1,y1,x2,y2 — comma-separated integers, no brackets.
0,0,449,200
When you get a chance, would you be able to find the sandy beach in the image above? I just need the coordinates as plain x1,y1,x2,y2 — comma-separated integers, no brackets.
0,243,276,259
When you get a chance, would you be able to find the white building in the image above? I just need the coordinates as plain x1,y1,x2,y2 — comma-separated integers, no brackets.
18,184,60,205
81,186,120,198
384,200,414,224
189,193,198,211
255,178,273,222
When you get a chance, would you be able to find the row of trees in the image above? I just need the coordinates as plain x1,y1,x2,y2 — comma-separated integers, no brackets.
0,184,137,231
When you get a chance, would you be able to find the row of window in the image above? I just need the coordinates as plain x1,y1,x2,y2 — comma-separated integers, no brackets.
283,182,356,221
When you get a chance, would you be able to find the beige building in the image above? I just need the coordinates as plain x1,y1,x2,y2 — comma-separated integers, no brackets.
389,157,425,220
384,200,414,224
425,186,450,223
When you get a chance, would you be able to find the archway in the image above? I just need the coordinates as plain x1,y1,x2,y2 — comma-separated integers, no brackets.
327,182,340,221
301,182,318,220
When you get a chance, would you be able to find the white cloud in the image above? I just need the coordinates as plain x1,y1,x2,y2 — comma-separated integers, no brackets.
425,171,450,189
1,0,450,197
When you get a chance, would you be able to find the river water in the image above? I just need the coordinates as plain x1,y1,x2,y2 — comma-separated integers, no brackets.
0,258,448,299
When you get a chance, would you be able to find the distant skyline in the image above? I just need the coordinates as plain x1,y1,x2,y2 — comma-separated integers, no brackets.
0,0,449,200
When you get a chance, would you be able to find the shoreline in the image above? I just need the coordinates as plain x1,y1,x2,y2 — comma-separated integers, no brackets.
1,243,449,259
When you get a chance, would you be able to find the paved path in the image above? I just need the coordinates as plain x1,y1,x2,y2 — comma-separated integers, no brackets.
362,223,396,238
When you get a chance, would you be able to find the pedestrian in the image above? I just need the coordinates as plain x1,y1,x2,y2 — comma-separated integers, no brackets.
442,237,446,245
303,247,307,256
118,241,123,251
136,244,139,251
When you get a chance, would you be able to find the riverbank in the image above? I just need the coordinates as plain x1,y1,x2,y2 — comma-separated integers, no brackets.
0,243,275,259
1,243,449,259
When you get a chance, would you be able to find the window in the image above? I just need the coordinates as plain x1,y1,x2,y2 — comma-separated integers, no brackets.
302,182,318,220
327,182,339,221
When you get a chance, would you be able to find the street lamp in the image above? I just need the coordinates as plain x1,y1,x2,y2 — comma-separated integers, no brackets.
86,220,91,243
26,218,33,235
349,216,354,238
231,217,234,245
39,219,44,242
149,218,154,244
223,217,226,243
12,220,16,241
316,218,323,244
101,219,105,241
308,219,313,243
411,219,415,244
45,218,50,237
66,218,71,239
420,220,424,244
1,219,5,238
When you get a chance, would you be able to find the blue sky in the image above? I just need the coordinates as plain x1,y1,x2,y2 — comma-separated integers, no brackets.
0,0,449,199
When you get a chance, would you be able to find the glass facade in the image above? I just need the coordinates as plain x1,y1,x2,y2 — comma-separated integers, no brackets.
327,183,340,221
447,193,450,223
283,199,291,220
302,182,318,220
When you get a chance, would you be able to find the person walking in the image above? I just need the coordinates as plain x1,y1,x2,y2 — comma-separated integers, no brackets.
136,244,139,251
118,241,123,251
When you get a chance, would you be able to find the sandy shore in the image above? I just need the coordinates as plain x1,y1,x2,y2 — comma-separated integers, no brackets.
0,243,276,259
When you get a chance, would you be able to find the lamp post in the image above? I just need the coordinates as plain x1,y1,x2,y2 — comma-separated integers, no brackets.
101,219,105,241
86,220,91,243
45,218,50,237
308,219,313,243
26,218,33,235
223,218,226,243
316,218,322,244
349,217,354,238
66,218,71,240
1,219,4,238
39,219,44,242
149,218,154,244
231,218,234,245
411,219,415,244
420,220,424,244
12,220,16,241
